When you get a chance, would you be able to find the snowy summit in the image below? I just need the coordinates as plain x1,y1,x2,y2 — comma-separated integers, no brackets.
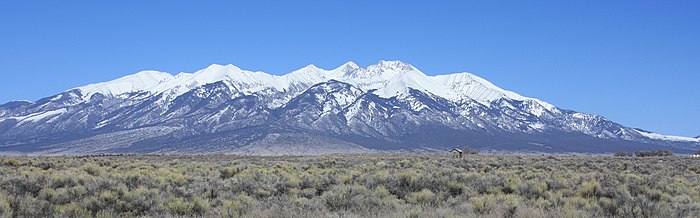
74,60,551,108
1,60,698,155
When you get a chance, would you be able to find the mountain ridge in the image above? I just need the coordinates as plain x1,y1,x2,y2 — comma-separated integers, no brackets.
0,60,697,154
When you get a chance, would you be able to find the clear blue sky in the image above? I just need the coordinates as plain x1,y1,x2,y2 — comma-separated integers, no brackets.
0,1,698,137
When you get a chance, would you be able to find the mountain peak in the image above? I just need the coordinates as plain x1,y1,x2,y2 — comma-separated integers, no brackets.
76,70,173,99
296,64,324,73
332,61,360,73
376,68,458,99
372,60,415,72
341,61,360,69
377,60,408,66
197,64,242,75
67,61,557,109
133,70,173,78
190,64,247,82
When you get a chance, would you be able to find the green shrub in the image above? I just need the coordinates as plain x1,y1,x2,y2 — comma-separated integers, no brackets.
614,152,632,157
1,159,19,167
299,188,317,199
94,210,116,218
55,203,92,218
0,194,11,218
81,163,104,176
407,189,436,206
472,195,497,214
219,194,255,217
321,184,398,213
166,197,194,216
447,181,464,197
580,180,600,199
517,180,547,200
192,197,211,216
220,167,240,179
122,187,159,215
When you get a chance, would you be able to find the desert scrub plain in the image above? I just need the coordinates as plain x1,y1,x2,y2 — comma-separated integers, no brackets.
0,154,699,218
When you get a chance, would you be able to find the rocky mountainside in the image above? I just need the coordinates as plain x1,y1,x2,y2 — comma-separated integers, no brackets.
1,61,698,155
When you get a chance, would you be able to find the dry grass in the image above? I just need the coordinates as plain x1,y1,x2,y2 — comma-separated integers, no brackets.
0,153,699,217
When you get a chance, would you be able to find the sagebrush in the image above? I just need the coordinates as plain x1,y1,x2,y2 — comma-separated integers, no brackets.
0,154,699,218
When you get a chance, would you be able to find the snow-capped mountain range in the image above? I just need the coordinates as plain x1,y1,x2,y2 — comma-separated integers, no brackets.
1,61,697,154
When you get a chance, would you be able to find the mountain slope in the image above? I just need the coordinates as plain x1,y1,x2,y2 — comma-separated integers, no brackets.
0,61,697,154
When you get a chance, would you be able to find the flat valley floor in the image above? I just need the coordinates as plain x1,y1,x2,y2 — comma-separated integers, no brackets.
0,154,699,217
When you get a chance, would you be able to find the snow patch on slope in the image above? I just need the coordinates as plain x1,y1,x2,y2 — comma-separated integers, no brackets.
376,68,459,99
0,108,68,125
635,129,700,142
431,72,555,110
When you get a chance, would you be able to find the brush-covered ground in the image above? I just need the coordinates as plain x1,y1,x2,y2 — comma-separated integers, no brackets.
0,154,699,218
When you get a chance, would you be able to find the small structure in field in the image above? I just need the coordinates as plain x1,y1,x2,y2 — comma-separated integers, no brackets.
450,148,463,158
691,154,700,158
